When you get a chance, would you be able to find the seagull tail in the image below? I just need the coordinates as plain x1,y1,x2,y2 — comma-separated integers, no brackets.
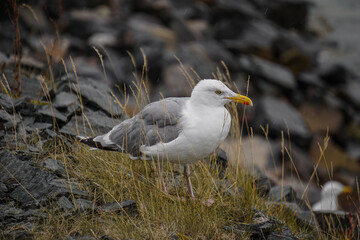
76,136,119,151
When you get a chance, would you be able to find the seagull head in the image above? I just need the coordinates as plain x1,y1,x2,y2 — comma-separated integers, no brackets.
191,79,253,107
322,181,353,199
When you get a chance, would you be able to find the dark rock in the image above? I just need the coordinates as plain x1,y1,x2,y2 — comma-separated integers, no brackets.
239,55,296,90
0,93,13,111
249,210,280,238
60,110,118,137
100,200,137,213
347,142,360,161
0,202,47,226
1,229,34,240
319,63,351,86
171,42,217,79
283,202,316,227
52,91,80,109
57,196,74,212
254,176,272,197
255,96,310,145
58,77,124,117
0,109,13,123
208,148,228,179
99,236,115,240
64,231,96,240
297,72,324,88
74,199,94,212
255,0,310,31
43,158,66,177
48,179,89,199
220,19,278,59
64,10,114,39
267,225,298,240
272,35,315,73
0,151,87,207
269,185,298,203
37,105,68,125
161,63,194,97
0,110,21,129
314,211,359,238
224,210,289,239
214,0,261,19
0,182,7,201
16,75,44,100
13,97,35,116
215,179,244,197
28,145,39,153
25,122,53,133
341,80,360,109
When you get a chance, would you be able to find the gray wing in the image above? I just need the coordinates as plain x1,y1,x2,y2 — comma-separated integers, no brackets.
94,97,188,157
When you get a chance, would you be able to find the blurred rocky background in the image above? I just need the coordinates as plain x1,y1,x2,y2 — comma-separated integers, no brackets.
0,0,360,237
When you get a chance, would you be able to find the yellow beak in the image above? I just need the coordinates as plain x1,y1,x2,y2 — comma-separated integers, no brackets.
341,186,353,195
225,94,253,106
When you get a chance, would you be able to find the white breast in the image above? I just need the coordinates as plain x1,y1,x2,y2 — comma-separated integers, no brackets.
141,102,231,164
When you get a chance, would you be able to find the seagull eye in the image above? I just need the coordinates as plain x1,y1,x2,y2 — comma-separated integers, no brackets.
215,90,223,95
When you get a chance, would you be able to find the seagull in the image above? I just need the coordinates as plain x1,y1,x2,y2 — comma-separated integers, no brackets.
77,79,252,198
312,181,353,211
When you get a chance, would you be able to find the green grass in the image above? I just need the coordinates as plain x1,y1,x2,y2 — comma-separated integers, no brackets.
32,143,314,239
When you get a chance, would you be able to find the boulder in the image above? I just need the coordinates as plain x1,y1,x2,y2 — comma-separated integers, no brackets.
269,185,298,203
255,96,310,145
239,55,296,90
0,151,88,207
60,110,118,137
43,158,66,177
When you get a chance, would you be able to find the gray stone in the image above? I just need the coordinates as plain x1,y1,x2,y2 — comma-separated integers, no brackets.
224,210,289,239
216,179,244,197
28,145,39,153
13,96,35,116
53,91,80,109
255,96,310,144
60,110,118,137
74,199,93,212
1,229,34,240
209,148,228,179
0,182,7,200
0,151,87,207
25,122,53,133
64,231,96,240
59,77,124,116
49,179,89,198
0,202,47,225
255,0,310,30
267,225,298,240
57,196,74,212
0,182,7,192
37,105,68,125
43,158,66,177
239,55,296,89
269,185,298,203
255,176,272,197
285,202,315,227
100,200,137,213
0,109,12,123
0,93,13,111
319,63,350,86
342,80,360,109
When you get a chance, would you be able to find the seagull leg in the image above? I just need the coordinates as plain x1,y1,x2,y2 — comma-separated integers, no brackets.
184,164,195,198
156,159,167,194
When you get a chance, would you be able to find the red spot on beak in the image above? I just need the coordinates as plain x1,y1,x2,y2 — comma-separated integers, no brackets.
244,102,249,105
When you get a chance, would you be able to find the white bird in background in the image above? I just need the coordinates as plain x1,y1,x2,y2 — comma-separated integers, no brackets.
78,79,252,198
312,181,353,211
